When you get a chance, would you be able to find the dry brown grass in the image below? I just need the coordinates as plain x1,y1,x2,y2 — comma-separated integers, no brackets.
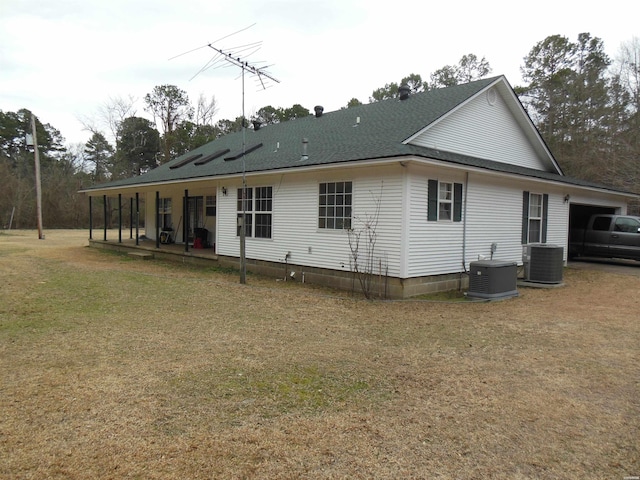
1,229,638,479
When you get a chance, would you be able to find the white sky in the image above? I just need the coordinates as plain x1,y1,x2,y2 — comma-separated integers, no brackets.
1,0,638,146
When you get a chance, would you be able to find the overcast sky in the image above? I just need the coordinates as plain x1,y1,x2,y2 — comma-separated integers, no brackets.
1,0,638,146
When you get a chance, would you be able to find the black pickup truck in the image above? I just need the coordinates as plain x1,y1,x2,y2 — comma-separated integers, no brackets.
570,214,640,261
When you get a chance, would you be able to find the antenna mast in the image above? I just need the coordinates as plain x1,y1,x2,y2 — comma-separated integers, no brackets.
179,29,280,284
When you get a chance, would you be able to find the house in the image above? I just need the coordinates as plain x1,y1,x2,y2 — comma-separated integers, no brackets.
80,76,638,297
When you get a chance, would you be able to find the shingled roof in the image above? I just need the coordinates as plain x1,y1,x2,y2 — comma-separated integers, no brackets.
80,76,635,196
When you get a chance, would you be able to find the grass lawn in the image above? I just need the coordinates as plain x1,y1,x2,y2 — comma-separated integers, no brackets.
1,229,638,479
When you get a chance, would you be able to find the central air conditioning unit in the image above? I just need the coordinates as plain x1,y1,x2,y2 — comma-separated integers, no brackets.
522,244,564,284
467,260,518,300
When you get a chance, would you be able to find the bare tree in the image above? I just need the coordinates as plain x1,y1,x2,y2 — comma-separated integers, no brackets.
195,93,218,126
79,95,137,144
347,183,388,299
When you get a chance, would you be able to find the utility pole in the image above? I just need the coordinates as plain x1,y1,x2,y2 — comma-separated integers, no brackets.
30,114,44,240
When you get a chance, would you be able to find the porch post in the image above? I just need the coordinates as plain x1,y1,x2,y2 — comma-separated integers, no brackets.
155,191,160,249
184,189,189,253
129,197,133,239
135,192,140,246
103,195,107,241
89,196,93,240
118,193,122,243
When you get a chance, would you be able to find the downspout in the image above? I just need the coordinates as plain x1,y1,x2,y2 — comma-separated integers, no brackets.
461,171,470,276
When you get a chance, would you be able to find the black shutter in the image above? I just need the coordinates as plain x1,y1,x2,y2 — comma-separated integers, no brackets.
541,193,549,243
522,191,529,244
428,179,438,221
453,183,463,222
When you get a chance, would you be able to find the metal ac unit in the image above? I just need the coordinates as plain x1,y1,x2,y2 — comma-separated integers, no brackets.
467,260,518,300
522,244,564,284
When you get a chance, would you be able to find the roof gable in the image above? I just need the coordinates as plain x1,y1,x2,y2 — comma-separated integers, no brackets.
405,77,561,173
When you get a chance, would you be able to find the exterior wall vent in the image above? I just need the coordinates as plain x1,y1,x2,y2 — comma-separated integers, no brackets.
467,260,518,300
522,244,564,283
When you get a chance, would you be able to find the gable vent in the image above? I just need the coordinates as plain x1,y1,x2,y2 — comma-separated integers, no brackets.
169,153,203,169
224,143,264,161
194,149,230,166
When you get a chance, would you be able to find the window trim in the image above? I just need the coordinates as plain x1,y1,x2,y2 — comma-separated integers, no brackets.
205,195,216,217
428,179,463,222
522,191,549,244
236,186,272,239
158,197,172,230
318,181,353,230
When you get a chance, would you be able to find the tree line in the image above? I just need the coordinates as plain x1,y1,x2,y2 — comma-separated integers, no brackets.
1,33,638,229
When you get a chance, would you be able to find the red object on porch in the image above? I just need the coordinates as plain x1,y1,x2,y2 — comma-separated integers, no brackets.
193,238,203,249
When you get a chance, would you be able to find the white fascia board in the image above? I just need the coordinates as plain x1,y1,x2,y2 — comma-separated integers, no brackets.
407,156,638,200
79,158,409,196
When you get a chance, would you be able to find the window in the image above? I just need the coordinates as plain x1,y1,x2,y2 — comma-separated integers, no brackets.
237,186,272,238
158,198,172,230
428,180,463,222
521,191,548,244
614,217,639,233
318,181,352,229
254,186,273,239
205,195,216,216
439,182,453,221
528,193,543,243
592,216,612,232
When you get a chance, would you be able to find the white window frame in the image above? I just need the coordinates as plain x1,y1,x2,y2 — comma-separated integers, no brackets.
159,197,172,230
528,193,543,243
438,181,453,221
318,181,353,230
205,195,216,217
237,186,272,239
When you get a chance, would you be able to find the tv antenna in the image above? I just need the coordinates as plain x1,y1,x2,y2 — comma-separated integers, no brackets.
172,26,280,285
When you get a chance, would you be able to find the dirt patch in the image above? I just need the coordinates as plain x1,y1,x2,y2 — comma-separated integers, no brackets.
1,230,638,479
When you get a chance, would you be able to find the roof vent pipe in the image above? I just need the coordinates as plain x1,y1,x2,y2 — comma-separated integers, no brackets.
301,138,309,160
252,120,262,131
314,105,324,117
399,84,411,100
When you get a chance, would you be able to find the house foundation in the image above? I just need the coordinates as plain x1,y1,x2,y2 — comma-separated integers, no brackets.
89,239,469,298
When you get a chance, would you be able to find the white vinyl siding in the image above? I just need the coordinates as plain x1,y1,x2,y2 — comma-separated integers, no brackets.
216,165,405,277
406,165,570,277
463,180,530,268
409,88,548,171
406,171,465,276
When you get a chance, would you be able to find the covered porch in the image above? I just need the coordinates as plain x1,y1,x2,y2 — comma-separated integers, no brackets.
86,186,218,254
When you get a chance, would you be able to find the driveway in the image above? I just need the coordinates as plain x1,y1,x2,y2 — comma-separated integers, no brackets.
568,257,640,277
